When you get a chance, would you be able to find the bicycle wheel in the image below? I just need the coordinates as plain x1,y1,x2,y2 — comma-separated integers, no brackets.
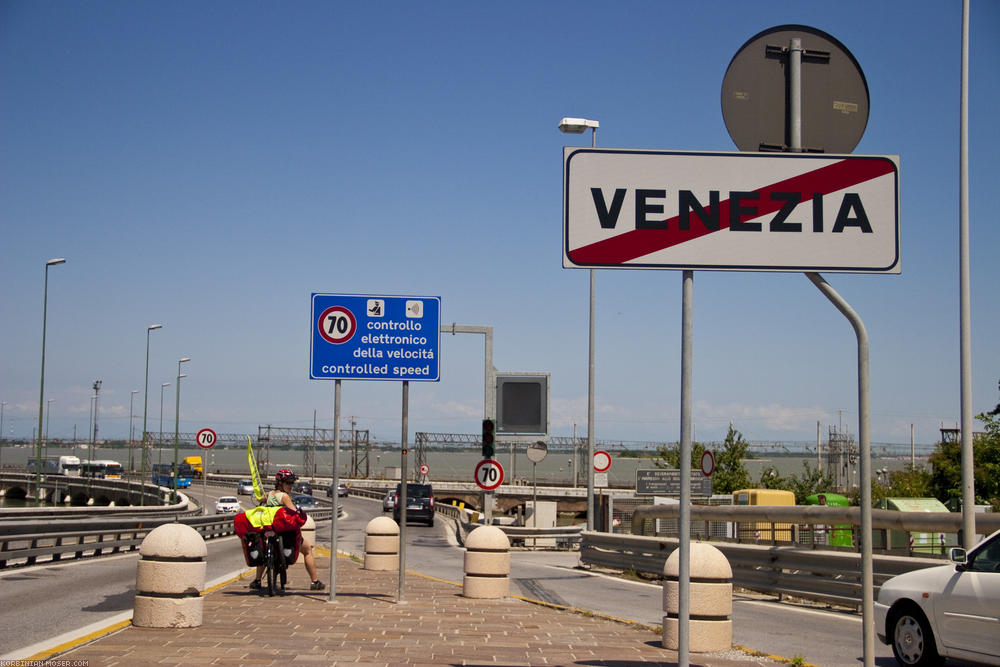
276,537,288,594
263,537,276,597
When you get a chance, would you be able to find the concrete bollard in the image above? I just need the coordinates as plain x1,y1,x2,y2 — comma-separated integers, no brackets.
463,525,510,599
301,515,316,549
662,542,733,652
364,516,399,571
133,523,207,628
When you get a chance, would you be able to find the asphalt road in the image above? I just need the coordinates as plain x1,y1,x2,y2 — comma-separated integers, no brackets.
0,493,931,666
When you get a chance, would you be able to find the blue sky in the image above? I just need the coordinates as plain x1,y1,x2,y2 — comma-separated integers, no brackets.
1,1,997,448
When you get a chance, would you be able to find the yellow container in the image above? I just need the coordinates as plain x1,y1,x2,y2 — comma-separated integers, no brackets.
732,489,795,542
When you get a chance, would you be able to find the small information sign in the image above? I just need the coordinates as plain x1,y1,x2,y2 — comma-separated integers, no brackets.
635,469,712,496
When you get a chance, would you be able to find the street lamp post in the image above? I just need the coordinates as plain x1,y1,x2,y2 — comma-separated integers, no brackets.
44,398,54,461
558,118,599,529
35,258,66,504
173,357,190,504
0,401,7,469
159,382,170,464
128,389,138,473
91,379,101,455
139,323,162,505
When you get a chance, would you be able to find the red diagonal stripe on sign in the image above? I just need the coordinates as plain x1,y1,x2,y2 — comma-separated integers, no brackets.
568,158,895,265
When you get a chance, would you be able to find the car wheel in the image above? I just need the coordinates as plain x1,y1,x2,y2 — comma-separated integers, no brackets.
890,606,941,667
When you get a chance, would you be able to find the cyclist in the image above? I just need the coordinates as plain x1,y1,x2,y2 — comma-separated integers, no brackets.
249,469,325,591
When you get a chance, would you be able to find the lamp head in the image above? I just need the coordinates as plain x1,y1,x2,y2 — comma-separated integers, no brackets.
148,324,162,331
46,258,66,266
558,117,599,134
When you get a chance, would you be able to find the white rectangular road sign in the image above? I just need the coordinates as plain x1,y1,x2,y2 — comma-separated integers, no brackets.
563,148,900,273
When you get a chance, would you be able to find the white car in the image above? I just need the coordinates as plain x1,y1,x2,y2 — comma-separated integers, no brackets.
215,496,241,514
875,528,1000,666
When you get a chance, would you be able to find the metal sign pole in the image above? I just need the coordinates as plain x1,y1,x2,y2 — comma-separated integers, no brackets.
202,459,207,515
397,380,408,603
787,35,874,667
328,379,341,603
678,270,693,667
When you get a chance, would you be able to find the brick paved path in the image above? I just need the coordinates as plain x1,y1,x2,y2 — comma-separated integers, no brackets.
61,555,780,666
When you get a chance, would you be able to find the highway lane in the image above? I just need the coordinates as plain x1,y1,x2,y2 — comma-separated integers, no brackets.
0,530,252,657
1,494,922,666
0,485,261,657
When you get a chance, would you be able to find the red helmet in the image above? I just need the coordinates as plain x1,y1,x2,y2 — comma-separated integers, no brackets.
275,469,298,484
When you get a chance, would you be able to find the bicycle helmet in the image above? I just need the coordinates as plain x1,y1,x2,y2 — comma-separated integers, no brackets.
275,468,298,484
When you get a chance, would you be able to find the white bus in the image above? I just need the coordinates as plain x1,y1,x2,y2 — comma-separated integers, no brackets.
26,455,81,476
80,460,124,479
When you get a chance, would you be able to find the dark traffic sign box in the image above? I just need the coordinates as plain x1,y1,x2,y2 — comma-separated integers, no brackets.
636,469,713,496
310,294,441,381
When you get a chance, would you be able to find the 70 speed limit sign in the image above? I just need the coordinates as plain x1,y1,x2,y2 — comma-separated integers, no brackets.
196,428,217,449
474,459,504,490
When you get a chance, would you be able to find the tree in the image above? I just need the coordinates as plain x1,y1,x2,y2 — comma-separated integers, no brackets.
654,441,706,470
754,461,835,502
784,462,836,504
711,424,752,494
928,412,1000,511
757,465,787,490
887,465,933,498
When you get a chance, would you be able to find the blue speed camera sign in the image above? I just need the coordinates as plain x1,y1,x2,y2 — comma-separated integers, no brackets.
310,294,441,381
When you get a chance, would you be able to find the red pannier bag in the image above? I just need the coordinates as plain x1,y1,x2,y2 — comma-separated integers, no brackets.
234,507,306,566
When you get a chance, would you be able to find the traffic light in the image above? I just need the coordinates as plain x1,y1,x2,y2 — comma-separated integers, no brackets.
481,418,495,459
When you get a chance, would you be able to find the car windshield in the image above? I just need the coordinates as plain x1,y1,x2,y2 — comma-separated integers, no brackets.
398,484,431,498
219,497,237,503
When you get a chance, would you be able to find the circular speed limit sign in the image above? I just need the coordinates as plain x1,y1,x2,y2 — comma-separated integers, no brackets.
317,305,357,344
474,459,504,490
419,464,430,476
196,428,217,450
701,450,716,477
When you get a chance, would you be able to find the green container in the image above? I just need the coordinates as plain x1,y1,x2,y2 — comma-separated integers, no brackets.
804,493,853,547
875,497,958,554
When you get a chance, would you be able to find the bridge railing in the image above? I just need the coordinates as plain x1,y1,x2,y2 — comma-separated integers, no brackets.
579,531,946,609
0,508,334,569
0,473,181,510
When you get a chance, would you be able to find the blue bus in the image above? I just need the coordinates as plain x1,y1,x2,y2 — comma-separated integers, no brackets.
151,462,193,489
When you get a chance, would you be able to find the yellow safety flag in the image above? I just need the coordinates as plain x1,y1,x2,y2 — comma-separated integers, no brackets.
247,435,264,502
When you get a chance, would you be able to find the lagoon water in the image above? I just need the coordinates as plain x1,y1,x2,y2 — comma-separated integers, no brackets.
1,442,922,490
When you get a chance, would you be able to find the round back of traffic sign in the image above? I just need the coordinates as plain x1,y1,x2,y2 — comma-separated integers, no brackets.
721,24,869,153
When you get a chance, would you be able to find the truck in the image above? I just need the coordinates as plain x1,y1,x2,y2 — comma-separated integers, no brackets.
183,456,203,479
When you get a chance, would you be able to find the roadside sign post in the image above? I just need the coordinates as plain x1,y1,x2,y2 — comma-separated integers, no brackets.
310,293,441,604
592,450,612,527
196,428,216,516
525,442,547,535
562,26,893,667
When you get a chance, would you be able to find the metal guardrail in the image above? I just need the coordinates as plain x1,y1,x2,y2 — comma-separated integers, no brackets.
433,500,583,547
629,503,1000,536
0,508,334,569
580,531,947,609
